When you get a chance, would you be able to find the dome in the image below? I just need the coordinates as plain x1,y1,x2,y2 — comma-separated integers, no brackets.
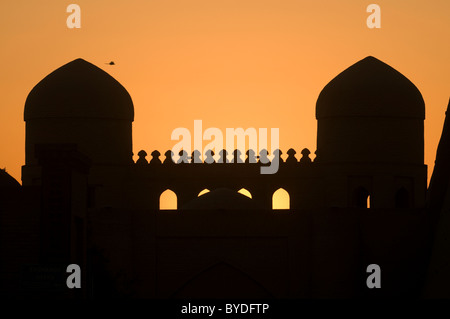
181,188,261,210
0,169,21,190
24,58,134,121
316,56,425,119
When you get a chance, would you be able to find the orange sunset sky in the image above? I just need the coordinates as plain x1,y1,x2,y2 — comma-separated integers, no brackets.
0,0,449,184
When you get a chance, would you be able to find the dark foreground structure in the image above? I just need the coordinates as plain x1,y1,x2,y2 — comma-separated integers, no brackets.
1,56,449,298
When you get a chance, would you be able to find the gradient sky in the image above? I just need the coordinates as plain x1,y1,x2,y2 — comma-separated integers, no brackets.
1,0,449,184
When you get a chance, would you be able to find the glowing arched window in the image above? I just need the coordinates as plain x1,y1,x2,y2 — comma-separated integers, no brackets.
160,189,177,210
272,188,290,210
198,189,210,197
354,187,370,209
238,188,252,199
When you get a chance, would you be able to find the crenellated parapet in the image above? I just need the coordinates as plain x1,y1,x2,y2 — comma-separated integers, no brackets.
133,148,316,165
127,147,321,211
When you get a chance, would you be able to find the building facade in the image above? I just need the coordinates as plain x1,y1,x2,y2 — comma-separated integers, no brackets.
1,56,447,298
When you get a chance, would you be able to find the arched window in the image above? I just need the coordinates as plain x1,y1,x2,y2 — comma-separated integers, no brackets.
272,188,290,210
160,189,177,210
198,189,210,197
354,187,370,208
395,187,409,208
238,188,252,199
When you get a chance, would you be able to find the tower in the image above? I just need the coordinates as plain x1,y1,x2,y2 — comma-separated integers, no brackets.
22,58,134,186
315,56,427,208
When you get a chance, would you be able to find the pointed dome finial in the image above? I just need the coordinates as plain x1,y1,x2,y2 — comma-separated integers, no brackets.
25,58,134,121
316,56,425,119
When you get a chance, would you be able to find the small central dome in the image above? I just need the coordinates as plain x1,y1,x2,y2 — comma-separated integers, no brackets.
24,58,134,121
316,56,425,119
181,188,261,210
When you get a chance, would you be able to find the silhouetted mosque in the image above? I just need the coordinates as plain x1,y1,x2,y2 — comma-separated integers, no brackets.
1,56,449,298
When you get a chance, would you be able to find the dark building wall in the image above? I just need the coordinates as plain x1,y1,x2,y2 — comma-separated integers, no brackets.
317,118,424,165
25,118,132,167
87,206,428,298
0,187,40,298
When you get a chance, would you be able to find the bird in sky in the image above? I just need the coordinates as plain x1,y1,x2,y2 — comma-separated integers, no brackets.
105,61,115,65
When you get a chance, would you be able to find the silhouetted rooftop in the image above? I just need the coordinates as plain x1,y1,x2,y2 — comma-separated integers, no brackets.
24,58,134,121
316,56,425,119
0,169,21,189
427,98,450,213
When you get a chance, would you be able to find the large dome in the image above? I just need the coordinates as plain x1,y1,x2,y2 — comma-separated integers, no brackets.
24,58,134,121
316,56,425,119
